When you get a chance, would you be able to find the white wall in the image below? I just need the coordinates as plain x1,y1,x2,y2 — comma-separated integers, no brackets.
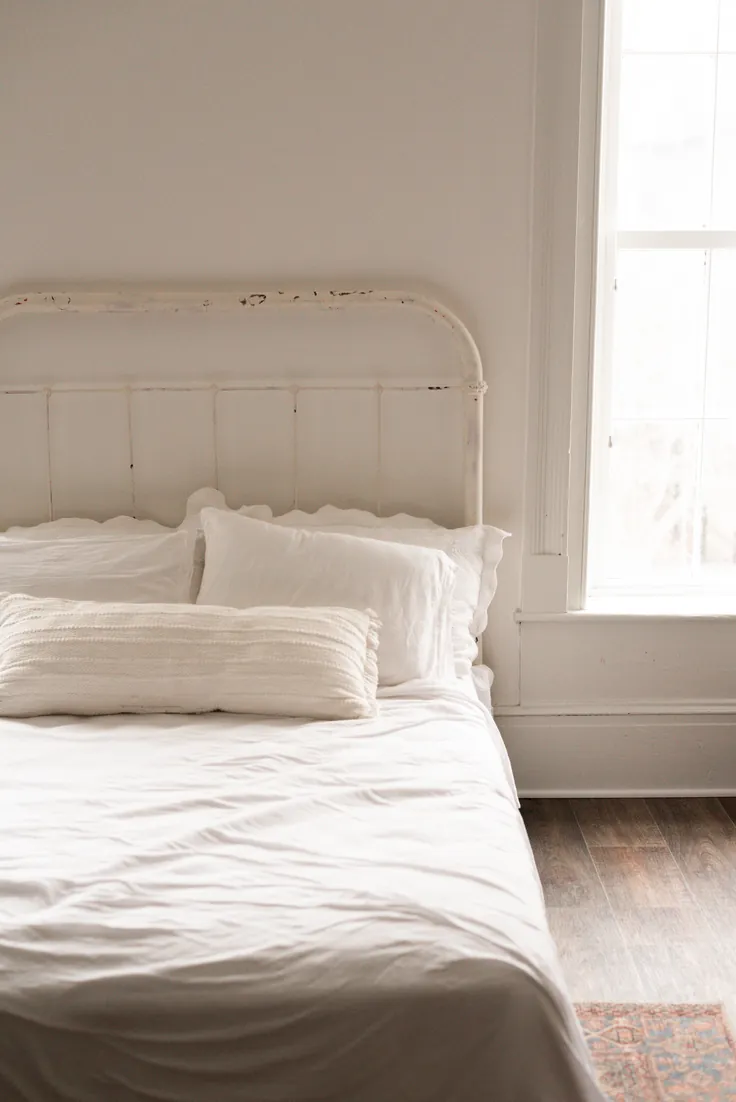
0,0,536,707
3,0,734,792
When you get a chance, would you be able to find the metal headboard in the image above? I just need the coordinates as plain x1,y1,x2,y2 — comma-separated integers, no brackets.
0,287,485,526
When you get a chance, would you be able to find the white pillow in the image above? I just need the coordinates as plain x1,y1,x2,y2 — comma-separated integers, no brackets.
0,531,194,604
197,509,456,686
3,516,173,538
272,517,507,676
0,593,379,720
189,495,508,676
267,503,438,530
2,494,271,603
1,491,272,540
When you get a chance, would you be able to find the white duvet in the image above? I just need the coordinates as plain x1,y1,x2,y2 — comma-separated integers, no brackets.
0,681,603,1102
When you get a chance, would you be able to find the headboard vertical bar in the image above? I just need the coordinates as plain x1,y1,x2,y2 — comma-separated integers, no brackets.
126,387,136,518
0,288,485,529
211,386,220,492
464,384,484,526
44,389,54,521
291,386,299,510
375,384,383,517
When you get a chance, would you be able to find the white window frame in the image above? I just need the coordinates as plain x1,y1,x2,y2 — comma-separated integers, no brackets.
583,0,736,609
566,0,610,614
521,0,736,628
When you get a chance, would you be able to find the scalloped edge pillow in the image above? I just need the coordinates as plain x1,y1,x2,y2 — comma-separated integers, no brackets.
2,490,509,668
188,491,509,676
1,491,271,602
197,509,457,687
0,531,195,604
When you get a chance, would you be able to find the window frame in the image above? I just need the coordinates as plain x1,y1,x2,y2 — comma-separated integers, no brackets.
569,0,736,611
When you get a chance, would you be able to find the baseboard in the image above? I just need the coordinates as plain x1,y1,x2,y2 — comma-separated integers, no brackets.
496,711,736,796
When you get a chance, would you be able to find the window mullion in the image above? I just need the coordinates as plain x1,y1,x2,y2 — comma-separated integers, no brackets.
617,230,736,248
691,250,712,585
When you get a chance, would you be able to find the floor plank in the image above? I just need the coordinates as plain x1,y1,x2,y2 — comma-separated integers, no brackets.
720,797,736,827
571,798,666,848
523,798,736,1024
613,905,728,1003
545,906,643,1002
520,799,608,908
587,845,696,911
646,797,736,908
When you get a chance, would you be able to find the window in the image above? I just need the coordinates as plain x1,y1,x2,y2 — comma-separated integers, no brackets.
587,0,736,607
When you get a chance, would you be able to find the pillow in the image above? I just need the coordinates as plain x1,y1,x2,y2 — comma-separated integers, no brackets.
272,517,508,676
1,491,272,540
2,493,272,602
267,503,437,530
3,516,172,538
190,494,508,676
0,531,194,604
197,509,457,686
0,594,379,720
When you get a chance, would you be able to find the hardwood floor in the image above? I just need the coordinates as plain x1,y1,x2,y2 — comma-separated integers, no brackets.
521,798,736,1022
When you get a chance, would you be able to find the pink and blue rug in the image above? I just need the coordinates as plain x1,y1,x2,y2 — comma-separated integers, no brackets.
577,1003,736,1101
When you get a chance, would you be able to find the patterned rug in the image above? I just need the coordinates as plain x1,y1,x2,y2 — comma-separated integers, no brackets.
576,1004,736,1101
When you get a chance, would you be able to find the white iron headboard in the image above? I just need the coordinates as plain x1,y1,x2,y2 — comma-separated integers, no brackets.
0,288,485,529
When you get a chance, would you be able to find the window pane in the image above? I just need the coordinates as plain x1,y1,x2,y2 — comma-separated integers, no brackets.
622,0,718,53
705,250,736,417
601,421,698,583
589,3,736,601
720,0,736,51
618,55,716,229
700,419,736,574
712,58,736,227
612,250,708,419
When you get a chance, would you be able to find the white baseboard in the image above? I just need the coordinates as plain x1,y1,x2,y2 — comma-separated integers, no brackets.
496,711,736,797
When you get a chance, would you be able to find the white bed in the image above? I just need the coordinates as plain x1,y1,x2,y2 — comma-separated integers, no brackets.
0,287,603,1101
0,682,602,1102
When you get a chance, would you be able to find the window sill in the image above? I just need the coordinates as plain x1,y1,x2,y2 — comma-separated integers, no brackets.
516,605,736,624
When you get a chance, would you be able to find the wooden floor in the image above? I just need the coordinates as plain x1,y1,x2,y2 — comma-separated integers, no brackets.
521,798,736,1023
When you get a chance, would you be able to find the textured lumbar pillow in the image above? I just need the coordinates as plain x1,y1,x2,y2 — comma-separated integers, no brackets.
0,593,379,720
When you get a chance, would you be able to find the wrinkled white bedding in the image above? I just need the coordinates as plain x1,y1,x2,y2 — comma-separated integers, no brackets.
0,681,603,1102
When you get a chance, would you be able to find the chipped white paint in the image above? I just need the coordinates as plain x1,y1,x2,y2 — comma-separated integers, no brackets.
0,287,486,526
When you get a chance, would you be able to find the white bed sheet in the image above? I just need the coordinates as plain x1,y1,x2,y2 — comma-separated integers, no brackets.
0,681,602,1102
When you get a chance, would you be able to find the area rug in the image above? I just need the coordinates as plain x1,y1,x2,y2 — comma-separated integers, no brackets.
576,1003,736,1100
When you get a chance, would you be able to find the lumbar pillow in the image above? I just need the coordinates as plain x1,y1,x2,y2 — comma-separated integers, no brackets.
197,508,457,686
0,593,379,720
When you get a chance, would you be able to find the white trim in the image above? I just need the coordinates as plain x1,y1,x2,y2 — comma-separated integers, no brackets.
524,0,587,612
0,286,486,528
567,0,606,610
499,710,736,796
583,0,622,604
495,700,736,716
520,788,736,798
515,609,736,623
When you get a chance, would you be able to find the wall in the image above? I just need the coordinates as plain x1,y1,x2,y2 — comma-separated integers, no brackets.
3,1,733,793
0,0,536,710
504,0,736,794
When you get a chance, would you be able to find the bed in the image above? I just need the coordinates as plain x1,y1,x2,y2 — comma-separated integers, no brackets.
0,287,604,1102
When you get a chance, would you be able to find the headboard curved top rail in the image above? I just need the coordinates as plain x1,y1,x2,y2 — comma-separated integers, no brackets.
0,287,485,527
0,288,483,382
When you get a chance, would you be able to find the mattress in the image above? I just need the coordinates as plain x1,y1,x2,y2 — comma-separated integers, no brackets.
0,680,603,1102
